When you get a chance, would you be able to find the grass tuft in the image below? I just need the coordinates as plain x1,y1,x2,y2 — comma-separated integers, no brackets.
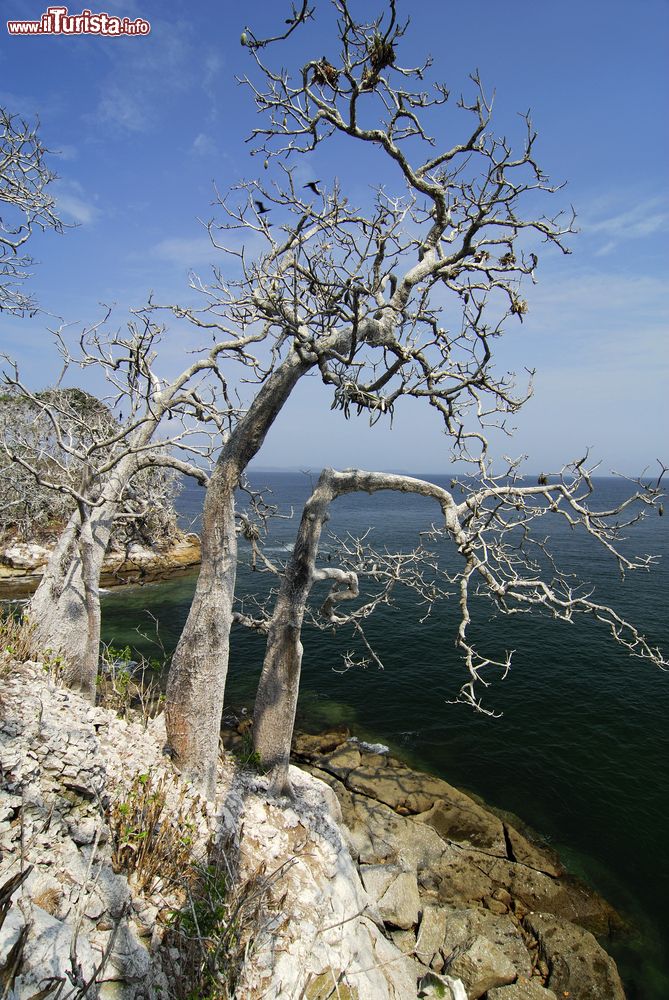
107,771,207,896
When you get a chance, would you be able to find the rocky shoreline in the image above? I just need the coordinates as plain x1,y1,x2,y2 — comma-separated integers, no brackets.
0,534,202,599
1,662,629,999
234,721,628,999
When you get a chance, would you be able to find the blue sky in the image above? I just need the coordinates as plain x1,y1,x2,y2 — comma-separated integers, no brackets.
1,0,667,476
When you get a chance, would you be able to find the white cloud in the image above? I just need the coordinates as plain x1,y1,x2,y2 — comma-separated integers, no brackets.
53,180,100,225
55,143,78,162
151,236,217,267
203,53,224,91
191,132,216,156
98,82,148,132
95,20,194,133
581,195,668,254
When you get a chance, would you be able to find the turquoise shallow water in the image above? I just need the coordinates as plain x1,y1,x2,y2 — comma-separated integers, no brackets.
100,473,669,999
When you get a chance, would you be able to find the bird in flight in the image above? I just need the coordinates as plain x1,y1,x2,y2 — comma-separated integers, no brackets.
303,180,323,196
254,199,271,215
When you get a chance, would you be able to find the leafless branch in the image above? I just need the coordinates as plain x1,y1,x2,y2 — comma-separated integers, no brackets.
1,107,63,315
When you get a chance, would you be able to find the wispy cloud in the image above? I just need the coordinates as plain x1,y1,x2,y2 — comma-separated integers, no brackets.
55,143,78,162
191,132,216,157
53,179,100,225
526,269,668,374
0,88,63,121
95,20,195,133
581,196,668,255
97,83,148,132
89,17,226,135
203,53,224,94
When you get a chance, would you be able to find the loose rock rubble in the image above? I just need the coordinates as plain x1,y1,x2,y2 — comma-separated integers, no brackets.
0,662,205,998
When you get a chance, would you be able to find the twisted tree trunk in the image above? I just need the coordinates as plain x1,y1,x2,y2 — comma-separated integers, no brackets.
28,503,113,699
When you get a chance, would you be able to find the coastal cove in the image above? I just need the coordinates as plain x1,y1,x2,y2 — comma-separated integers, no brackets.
94,473,669,998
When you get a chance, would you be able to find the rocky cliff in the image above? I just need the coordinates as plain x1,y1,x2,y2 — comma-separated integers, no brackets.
0,661,627,999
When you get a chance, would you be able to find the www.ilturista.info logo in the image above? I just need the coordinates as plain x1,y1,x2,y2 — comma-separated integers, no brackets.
7,6,150,35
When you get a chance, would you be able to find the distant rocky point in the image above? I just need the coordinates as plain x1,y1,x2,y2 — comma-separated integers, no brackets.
0,533,201,598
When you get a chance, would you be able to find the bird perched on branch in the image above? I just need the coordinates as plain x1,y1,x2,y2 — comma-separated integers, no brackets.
303,180,323,196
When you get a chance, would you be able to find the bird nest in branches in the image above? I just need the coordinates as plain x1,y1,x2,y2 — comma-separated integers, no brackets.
312,58,339,88
332,382,391,422
240,520,261,543
361,34,396,91
368,34,396,72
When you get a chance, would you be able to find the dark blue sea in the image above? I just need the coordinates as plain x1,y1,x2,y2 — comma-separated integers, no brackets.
100,473,669,998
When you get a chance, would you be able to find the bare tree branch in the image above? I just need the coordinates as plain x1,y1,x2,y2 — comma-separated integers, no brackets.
253,462,666,790
0,107,63,315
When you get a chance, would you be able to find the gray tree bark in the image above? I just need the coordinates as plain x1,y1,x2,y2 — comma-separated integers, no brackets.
252,475,334,794
28,454,142,699
253,469,454,793
28,504,113,698
164,349,313,797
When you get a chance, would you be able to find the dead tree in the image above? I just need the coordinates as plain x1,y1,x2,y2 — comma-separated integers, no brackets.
1,106,63,315
250,462,666,795
1,312,227,699
159,0,576,795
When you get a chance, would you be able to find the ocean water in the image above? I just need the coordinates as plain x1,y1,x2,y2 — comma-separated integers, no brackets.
100,473,669,998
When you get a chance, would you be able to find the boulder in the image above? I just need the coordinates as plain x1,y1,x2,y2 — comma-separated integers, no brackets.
0,904,25,967
460,852,617,935
311,767,447,870
293,731,350,758
414,796,508,857
320,745,362,780
418,970,468,998
1,543,50,570
360,863,400,902
524,912,625,1000
440,906,532,979
104,919,152,982
360,864,420,929
389,927,417,955
445,934,516,998
379,870,421,929
11,900,98,991
503,824,564,878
